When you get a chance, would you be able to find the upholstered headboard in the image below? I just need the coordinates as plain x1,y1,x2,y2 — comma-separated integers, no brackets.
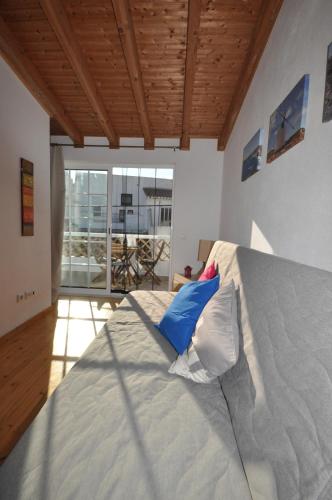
207,241,332,500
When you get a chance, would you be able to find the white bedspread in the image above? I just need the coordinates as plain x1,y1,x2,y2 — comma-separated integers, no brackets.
0,290,251,500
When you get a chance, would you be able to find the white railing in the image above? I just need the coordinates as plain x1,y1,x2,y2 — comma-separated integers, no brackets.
62,233,171,278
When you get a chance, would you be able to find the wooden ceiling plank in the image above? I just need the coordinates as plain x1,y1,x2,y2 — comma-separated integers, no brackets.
1,0,265,142
180,0,202,150
218,0,284,151
0,15,83,145
111,0,154,150
40,0,119,148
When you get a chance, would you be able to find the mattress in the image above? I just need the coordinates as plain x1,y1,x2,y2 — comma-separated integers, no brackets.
0,290,251,500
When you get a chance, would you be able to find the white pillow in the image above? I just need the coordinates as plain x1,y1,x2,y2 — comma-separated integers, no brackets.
168,343,215,384
192,280,239,377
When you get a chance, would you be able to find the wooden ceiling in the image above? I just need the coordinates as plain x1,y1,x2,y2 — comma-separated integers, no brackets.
0,0,283,150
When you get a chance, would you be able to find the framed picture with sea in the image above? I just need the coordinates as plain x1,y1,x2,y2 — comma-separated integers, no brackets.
267,74,310,163
241,128,264,182
21,158,34,236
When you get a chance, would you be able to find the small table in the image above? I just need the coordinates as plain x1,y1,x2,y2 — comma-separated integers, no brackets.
172,273,193,292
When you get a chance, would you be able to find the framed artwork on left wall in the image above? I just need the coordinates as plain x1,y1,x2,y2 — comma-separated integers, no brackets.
21,158,34,236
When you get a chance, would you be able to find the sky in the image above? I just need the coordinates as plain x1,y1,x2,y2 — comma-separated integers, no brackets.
113,167,173,179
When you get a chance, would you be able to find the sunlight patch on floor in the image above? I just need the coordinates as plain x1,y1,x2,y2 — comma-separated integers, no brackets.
66,319,104,356
48,296,121,396
52,319,68,356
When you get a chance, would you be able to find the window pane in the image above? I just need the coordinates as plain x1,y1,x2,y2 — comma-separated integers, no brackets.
90,219,107,234
89,240,107,266
71,265,88,287
70,206,89,219
119,209,125,223
71,194,89,206
155,168,173,206
112,167,139,207
112,206,124,234
111,167,173,293
62,240,70,258
70,170,88,194
61,265,71,286
65,170,70,191
62,169,108,290
70,218,89,233
89,265,106,289
69,238,88,259
90,195,107,206
89,171,107,194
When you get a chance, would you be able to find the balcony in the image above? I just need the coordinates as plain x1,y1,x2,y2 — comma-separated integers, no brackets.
61,232,171,292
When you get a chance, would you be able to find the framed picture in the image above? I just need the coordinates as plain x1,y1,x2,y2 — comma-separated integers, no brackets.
21,158,34,236
241,128,264,182
267,74,310,163
323,42,332,122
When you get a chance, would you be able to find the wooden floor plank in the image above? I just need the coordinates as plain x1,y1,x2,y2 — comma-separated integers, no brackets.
0,296,121,463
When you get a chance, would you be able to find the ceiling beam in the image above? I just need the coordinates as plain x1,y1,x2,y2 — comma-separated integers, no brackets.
0,16,83,146
40,0,119,148
180,0,201,151
112,0,154,150
218,0,284,151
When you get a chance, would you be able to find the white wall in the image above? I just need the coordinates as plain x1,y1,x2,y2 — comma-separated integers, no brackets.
220,0,332,271
52,136,223,277
0,58,51,337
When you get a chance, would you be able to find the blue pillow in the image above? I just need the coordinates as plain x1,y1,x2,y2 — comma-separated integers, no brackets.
155,275,220,354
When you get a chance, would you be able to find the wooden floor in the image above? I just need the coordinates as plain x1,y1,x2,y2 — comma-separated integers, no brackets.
0,296,121,463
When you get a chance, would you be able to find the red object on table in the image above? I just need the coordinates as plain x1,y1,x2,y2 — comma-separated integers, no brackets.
198,261,217,281
184,266,192,279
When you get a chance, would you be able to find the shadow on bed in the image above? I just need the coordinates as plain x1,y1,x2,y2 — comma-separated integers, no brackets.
103,328,162,500
105,293,241,447
0,390,58,500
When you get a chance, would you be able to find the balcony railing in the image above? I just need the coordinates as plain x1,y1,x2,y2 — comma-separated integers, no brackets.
61,232,171,290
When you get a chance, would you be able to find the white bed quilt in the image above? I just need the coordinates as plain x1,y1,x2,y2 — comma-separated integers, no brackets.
0,291,251,500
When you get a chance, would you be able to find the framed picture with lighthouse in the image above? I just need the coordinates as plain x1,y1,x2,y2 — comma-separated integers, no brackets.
267,74,310,163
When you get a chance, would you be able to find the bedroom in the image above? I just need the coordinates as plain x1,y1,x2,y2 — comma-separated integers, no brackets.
1,0,332,498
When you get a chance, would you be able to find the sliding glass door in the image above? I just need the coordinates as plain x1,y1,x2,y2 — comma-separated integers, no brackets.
61,170,108,290
61,166,173,295
111,167,173,293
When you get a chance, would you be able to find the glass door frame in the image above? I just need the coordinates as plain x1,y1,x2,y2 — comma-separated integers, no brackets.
59,163,175,298
60,167,111,297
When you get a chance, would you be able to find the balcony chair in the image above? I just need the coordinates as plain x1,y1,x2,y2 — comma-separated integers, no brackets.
111,242,139,287
136,239,165,285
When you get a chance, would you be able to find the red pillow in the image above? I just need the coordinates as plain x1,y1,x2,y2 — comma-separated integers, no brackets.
198,261,217,281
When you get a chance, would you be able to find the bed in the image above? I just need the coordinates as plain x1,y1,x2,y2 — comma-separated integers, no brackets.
0,290,250,500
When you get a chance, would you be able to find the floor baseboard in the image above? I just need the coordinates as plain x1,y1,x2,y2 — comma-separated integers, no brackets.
0,304,56,342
